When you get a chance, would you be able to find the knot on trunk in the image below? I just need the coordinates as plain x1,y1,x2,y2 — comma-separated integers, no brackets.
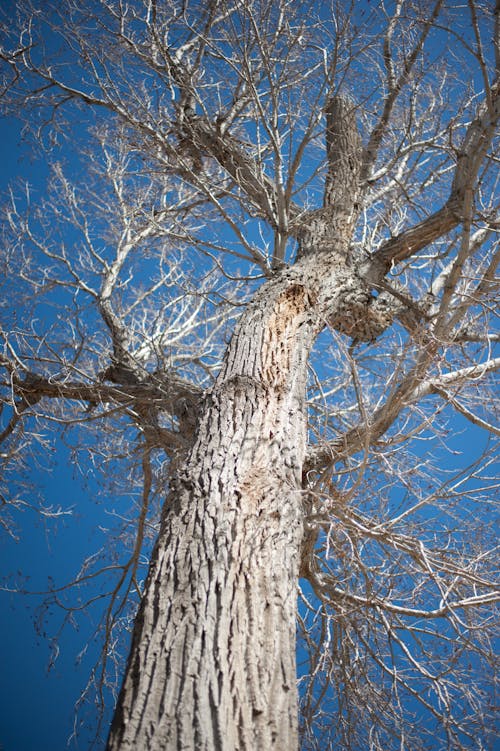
328,278,394,342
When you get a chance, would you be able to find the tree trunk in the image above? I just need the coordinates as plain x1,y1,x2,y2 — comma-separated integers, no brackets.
107,97,366,751
107,271,323,750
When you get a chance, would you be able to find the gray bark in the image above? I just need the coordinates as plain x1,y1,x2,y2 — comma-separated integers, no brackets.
108,275,315,750
106,98,384,751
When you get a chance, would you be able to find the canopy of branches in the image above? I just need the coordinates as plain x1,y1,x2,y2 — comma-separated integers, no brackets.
0,1,498,749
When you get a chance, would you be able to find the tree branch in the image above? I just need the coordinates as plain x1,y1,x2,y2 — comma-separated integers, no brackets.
1,368,202,450
305,356,500,472
363,78,500,280
361,0,444,182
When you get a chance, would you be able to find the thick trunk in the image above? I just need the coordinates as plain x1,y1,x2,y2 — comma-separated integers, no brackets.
108,96,366,751
107,274,322,751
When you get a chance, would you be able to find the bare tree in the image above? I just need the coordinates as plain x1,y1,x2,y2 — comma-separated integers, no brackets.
1,1,499,749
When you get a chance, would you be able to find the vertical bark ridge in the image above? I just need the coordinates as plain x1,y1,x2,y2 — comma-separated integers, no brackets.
108,279,319,750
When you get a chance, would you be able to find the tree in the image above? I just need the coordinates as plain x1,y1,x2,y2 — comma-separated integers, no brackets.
0,0,499,749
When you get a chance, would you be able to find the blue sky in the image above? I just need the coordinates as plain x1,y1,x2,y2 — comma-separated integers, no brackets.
0,117,108,749
0,474,109,749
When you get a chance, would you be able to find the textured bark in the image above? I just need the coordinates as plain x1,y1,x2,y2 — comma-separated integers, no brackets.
107,258,380,751
107,97,371,751
107,277,319,751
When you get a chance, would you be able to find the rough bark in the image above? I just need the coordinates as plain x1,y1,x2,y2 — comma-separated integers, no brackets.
106,253,384,749
107,273,318,750
106,98,394,750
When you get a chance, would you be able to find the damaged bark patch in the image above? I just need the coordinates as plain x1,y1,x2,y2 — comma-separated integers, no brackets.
262,284,311,390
